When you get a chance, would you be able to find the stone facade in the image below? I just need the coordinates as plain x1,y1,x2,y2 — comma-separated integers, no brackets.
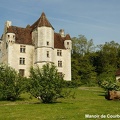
0,12,72,81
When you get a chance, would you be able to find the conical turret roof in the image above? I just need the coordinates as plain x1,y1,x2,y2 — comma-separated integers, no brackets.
31,12,54,30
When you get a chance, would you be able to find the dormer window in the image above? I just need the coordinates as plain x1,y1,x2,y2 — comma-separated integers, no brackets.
8,35,10,38
67,42,69,45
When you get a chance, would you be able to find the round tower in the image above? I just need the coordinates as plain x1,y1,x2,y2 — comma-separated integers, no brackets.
64,34,72,50
31,12,54,66
6,33,15,44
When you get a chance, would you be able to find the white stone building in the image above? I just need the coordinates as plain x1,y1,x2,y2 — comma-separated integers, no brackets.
0,12,72,81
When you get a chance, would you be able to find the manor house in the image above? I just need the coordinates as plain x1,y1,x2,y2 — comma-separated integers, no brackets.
0,12,72,81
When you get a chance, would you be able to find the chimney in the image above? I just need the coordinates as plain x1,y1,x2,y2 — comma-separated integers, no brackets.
59,29,65,37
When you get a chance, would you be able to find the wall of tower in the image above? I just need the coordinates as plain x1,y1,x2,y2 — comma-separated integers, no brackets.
63,49,71,81
64,40,72,50
36,48,53,63
0,32,16,64
6,33,15,43
33,26,54,65
37,27,54,48
0,34,9,64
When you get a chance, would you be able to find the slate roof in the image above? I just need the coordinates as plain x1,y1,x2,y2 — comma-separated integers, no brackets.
7,26,32,45
54,33,71,49
30,12,54,30
6,12,71,49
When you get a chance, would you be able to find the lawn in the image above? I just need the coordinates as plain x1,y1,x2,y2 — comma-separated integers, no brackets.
0,87,120,120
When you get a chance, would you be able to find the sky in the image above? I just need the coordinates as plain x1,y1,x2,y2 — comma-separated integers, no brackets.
0,0,120,45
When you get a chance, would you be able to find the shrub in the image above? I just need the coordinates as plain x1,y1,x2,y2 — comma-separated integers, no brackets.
28,63,64,103
98,74,120,91
0,64,24,101
100,81,120,91
63,80,81,88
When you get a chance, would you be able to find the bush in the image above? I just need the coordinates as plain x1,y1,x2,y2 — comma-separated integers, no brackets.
100,80,120,91
63,80,81,88
28,63,64,103
0,64,24,101
98,74,120,91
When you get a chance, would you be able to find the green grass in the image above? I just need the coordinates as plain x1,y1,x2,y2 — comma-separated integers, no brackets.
0,87,120,120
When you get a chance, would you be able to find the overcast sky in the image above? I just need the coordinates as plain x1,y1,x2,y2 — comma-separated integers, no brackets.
0,0,120,45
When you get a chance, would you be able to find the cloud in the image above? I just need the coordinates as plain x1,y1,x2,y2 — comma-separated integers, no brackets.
48,15,112,32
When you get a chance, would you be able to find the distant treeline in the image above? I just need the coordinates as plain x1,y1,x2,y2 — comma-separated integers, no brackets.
71,35,120,86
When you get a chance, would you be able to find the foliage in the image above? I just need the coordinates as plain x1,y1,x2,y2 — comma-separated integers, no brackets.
72,35,95,55
28,63,64,103
95,41,120,74
0,64,25,101
98,73,120,91
78,55,97,86
63,81,81,88
72,35,120,87
100,81,120,91
72,35,97,86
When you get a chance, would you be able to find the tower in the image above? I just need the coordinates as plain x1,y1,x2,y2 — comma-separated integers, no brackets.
31,12,54,68
64,34,72,50
64,34,72,80
1,21,16,65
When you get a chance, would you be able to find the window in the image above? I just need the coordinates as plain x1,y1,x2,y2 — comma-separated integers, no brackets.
58,61,62,67
67,42,69,45
47,41,49,46
20,45,26,53
57,50,62,56
19,69,25,76
19,58,25,65
47,51,49,58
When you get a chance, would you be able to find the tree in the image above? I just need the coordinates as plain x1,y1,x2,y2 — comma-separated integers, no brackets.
72,35,95,55
94,41,120,84
0,64,24,101
78,54,97,86
96,41,120,73
28,63,64,103
71,35,97,86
